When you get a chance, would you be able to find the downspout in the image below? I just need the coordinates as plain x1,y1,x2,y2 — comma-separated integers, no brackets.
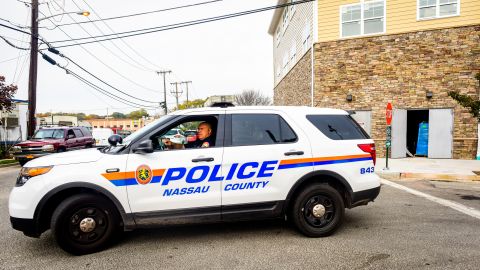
311,0,319,107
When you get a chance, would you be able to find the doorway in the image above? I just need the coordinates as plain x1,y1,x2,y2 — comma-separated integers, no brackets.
406,110,429,156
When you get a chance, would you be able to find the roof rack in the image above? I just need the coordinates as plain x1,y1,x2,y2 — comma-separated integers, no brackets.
210,102,235,108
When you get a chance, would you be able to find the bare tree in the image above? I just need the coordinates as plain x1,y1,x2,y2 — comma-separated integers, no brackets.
234,90,272,106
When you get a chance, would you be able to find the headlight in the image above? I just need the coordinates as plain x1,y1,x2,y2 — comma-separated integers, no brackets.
11,146,22,153
16,166,53,187
41,144,55,152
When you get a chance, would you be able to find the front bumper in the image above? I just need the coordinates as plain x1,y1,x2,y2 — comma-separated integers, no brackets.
10,217,40,238
14,152,50,160
349,185,381,208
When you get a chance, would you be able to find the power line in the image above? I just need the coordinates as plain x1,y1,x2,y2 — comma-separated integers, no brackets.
0,35,29,50
59,0,155,72
35,10,161,94
53,50,161,104
0,53,28,64
80,0,164,71
52,0,223,28
47,0,314,48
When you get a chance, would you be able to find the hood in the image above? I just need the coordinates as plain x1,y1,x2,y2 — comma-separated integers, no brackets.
25,148,104,167
17,139,63,146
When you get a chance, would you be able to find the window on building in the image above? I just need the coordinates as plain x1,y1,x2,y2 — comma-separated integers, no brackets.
94,126,97,128
290,44,297,67
275,26,281,47
418,0,459,20
127,125,130,128
282,5,289,34
302,24,311,53
282,53,289,70
340,1,385,38
290,0,296,19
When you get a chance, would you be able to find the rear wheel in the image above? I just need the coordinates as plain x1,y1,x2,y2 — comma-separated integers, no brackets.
51,194,121,255
291,183,344,237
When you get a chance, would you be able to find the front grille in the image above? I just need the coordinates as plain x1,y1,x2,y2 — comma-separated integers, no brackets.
19,146,43,154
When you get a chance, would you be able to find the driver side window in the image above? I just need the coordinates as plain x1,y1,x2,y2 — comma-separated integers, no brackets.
150,116,218,151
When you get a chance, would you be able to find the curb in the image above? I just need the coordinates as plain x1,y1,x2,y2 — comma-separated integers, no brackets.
0,163,20,168
376,172,480,182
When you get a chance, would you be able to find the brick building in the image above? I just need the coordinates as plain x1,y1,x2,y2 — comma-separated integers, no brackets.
269,0,479,159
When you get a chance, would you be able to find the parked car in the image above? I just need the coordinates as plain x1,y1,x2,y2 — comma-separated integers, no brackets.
162,128,186,144
92,128,114,147
11,126,95,166
184,130,197,142
117,129,132,139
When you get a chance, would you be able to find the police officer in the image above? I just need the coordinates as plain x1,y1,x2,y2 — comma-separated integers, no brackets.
187,122,214,148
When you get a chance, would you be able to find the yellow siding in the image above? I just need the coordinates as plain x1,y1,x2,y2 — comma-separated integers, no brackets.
318,0,480,42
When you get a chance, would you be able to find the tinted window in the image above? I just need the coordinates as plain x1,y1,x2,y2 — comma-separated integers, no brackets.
73,129,84,137
306,115,369,140
232,114,297,146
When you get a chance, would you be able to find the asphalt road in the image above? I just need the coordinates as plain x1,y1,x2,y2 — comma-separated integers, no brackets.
1,166,479,270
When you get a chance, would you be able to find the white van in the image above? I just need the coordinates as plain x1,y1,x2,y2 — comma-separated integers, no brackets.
91,128,114,147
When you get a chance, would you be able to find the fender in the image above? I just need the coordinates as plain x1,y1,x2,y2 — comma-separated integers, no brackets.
34,182,136,233
284,170,354,210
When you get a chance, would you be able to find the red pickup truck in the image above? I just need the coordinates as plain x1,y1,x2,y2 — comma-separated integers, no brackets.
12,126,95,166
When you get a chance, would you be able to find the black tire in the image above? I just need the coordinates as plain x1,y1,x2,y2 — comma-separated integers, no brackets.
51,194,121,255
57,147,65,153
291,183,345,237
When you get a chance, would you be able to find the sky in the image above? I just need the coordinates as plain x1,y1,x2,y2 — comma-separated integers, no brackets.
0,0,278,116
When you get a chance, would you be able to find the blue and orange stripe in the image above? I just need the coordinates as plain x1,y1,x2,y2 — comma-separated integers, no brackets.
278,154,372,169
101,169,165,187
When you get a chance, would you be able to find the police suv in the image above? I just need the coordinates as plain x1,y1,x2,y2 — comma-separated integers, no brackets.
9,106,380,255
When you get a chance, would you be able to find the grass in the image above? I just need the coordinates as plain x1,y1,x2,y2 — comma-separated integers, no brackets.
0,159,19,165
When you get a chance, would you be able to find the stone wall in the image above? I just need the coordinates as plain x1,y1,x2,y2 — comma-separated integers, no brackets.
313,25,479,159
273,49,312,106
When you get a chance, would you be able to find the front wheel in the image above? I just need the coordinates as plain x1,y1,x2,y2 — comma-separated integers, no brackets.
291,183,345,237
51,194,121,255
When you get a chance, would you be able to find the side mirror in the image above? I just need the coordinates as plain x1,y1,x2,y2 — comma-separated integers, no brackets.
133,140,154,154
108,134,123,146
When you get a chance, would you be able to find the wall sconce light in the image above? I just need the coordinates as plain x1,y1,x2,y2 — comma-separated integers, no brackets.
426,91,433,99
346,94,353,102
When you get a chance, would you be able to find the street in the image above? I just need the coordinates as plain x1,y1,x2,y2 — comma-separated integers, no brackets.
1,166,480,269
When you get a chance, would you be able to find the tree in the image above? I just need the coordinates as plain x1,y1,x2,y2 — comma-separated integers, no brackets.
448,72,480,120
111,112,127,119
176,99,207,110
85,114,102,120
128,109,149,120
0,76,18,112
234,90,272,106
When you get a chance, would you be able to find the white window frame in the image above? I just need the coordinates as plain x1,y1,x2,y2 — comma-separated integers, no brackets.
417,0,460,21
339,0,386,39
290,44,297,67
282,53,289,70
275,26,281,47
290,0,297,20
282,6,290,35
302,24,311,54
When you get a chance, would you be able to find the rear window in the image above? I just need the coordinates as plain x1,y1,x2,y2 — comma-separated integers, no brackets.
231,114,297,146
306,115,369,140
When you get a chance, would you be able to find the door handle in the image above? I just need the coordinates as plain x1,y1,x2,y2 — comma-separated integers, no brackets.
284,151,304,156
106,168,120,173
192,157,214,162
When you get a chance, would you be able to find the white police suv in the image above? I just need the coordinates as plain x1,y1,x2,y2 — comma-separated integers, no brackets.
9,106,380,255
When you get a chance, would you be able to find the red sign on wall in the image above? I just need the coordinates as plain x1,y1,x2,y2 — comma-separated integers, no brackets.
386,102,393,125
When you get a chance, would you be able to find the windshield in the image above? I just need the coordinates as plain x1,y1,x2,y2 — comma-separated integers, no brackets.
33,129,64,139
103,115,174,154
165,129,179,136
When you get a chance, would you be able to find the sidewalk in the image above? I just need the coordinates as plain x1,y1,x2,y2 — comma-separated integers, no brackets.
375,157,480,182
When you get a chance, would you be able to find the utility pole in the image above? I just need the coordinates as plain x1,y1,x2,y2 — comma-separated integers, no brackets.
179,81,192,104
156,70,171,115
27,0,39,137
170,82,183,109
